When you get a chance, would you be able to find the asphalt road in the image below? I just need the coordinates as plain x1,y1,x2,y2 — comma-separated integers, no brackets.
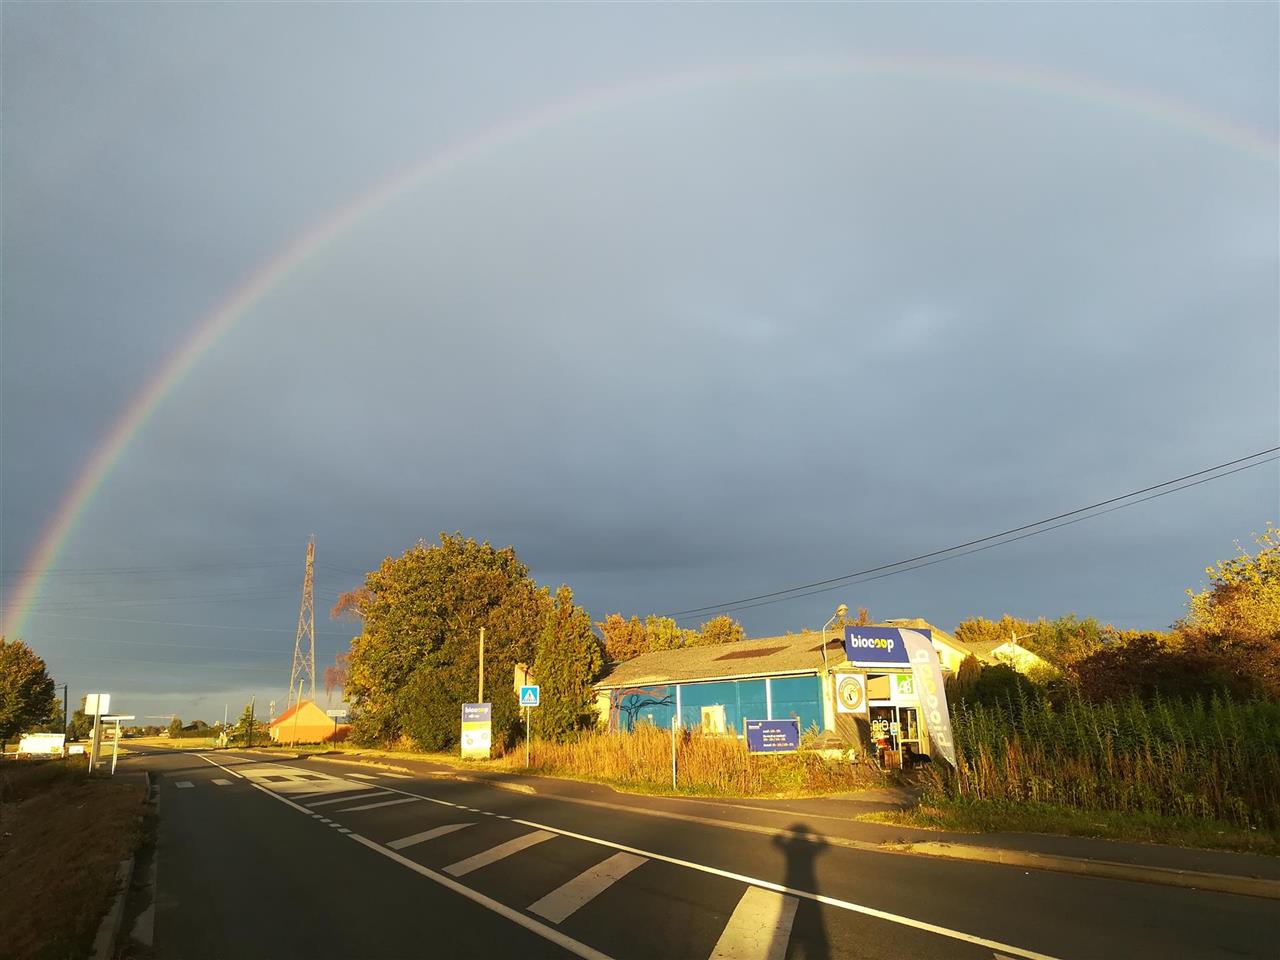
123,746,1280,960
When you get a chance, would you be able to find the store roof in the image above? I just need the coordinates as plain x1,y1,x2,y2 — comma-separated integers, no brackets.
595,631,836,689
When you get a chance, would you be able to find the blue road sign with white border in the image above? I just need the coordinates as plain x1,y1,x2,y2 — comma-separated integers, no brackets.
519,685,540,707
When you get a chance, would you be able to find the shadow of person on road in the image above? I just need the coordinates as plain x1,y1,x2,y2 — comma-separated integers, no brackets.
773,824,830,960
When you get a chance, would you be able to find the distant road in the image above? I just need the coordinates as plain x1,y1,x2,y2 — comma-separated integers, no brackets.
123,745,1279,959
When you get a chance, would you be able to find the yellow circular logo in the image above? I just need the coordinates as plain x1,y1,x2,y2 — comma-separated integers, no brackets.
837,676,864,712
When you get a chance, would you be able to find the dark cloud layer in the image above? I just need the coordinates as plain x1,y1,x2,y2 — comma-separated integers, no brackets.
3,4,1276,721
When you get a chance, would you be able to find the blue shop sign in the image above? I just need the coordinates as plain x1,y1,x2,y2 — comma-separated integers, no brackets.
745,718,800,754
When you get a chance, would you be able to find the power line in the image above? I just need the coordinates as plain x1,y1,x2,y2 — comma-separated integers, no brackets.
672,447,1280,619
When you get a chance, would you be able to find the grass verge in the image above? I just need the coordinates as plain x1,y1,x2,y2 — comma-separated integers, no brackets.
861,799,1280,856
0,759,146,960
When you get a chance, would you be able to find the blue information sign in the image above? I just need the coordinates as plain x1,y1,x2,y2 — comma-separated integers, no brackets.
745,719,800,754
843,626,918,667
519,685,540,707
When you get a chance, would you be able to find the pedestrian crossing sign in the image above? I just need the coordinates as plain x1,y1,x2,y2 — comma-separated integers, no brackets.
519,685,540,707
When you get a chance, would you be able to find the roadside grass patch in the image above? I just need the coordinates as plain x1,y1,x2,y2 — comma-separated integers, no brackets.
0,759,145,960
491,724,887,798
862,799,1280,856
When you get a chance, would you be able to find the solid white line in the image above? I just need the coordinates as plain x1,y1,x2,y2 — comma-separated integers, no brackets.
175,781,193,788
375,772,413,779
528,852,648,924
337,796,420,813
708,886,797,960
346,773,378,780
349,834,614,960
212,779,232,786
239,757,1062,960
387,823,472,850
196,755,244,778
305,791,390,808
444,830,556,877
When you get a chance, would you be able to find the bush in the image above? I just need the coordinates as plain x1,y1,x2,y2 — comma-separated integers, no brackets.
932,692,1280,829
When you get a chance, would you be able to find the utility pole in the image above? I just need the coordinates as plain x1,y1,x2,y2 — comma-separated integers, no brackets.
58,683,68,757
248,696,256,749
286,536,317,714
478,627,485,703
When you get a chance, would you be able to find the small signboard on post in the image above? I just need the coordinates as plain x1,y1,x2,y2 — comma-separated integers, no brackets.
744,718,800,754
519,685,540,707
461,703,492,759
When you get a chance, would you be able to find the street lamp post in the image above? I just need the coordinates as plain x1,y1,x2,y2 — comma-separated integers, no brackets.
821,604,849,670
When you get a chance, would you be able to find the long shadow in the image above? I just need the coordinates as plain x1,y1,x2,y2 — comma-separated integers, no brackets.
773,823,830,960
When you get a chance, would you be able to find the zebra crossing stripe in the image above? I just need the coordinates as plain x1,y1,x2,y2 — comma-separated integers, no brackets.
444,831,555,877
387,823,472,850
708,887,798,960
528,852,648,924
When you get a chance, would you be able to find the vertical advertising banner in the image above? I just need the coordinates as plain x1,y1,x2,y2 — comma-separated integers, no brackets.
461,703,492,759
898,630,956,766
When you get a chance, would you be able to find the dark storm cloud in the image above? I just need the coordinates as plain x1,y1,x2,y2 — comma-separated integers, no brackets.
2,3,1276,720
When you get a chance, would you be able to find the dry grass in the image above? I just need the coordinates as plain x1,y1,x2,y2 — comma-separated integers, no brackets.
0,759,145,960
491,724,885,797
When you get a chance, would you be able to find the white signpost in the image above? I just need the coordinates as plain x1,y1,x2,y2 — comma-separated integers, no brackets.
102,715,135,775
84,693,111,772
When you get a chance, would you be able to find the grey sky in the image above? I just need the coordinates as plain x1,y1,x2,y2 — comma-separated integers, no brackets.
2,3,1277,723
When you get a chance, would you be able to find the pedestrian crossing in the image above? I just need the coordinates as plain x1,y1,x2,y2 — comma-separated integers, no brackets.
187,755,1053,960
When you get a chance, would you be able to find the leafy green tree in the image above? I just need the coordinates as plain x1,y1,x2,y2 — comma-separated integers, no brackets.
36,696,65,734
339,533,550,749
694,616,745,647
0,638,56,742
67,701,94,739
533,586,605,741
234,704,258,744
644,616,697,651
1178,526,1280,697
1070,633,1241,702
954,615,1034,650
597,614,648,663
168,716,183,738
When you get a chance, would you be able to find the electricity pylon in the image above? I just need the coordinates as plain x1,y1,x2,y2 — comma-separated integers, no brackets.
286,536,316,711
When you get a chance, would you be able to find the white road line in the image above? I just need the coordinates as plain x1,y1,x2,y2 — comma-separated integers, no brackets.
220,755,1062,960
212,779,232,786
709,887,797,960
349,834,613,960
196,755,244,778
387,823,473,850
346,773,378,780
337,796,420,813
305,791,390,808
175,781,194,788
444,830,556,877
528,852,648,924
376,772,413,779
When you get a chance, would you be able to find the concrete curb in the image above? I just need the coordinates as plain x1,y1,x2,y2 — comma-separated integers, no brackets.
424,770,537,795
413,767,1280,901
91,857,135,960
883,840,1280,901
304,755,416,776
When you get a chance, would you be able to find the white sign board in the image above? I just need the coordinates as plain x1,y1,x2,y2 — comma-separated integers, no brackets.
834,674,867,714
325,709,348,719
84,693,110,716
18,733,65,755
519,685,540,707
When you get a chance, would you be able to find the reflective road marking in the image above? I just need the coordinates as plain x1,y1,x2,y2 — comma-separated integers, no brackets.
528,851,648,923
444,830,556,877
709,887,798,960
338,796,420,813
387,823,473,850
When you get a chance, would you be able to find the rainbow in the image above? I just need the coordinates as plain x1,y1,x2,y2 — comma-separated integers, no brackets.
3,55,1274,638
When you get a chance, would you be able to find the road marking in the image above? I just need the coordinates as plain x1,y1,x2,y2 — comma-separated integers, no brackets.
528,852,648,924
338,796,420,813
349,834,613,960
388,823,473,850
709,887,797,960
376,772,413,779
444,830,556,877
175,781,193,788
338,828,352,834
196,755,244,778
347,773,378,780
211,779,232,786
305,791,391,808
215,754,1062,960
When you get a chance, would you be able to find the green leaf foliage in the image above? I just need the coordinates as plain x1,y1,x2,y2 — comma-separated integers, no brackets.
532,586,605,742
0,638,56,742
344,533,550,750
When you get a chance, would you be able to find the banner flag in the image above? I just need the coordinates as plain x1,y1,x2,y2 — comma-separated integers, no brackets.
899,629,957,767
